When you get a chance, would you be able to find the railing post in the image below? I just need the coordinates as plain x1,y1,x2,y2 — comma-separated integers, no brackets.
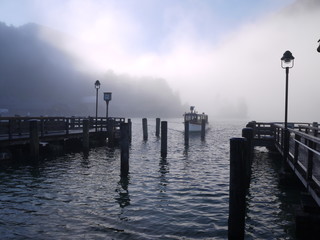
228,137,247,240
29,120,39,161
307,140,314,182
18,118,22,136
294,134,301,167
40,118,45,137
283,128,290,167
65,118,69,135
8,119,13,140
313,122,318,137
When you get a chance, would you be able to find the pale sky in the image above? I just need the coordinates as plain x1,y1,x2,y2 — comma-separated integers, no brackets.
2,0,320,121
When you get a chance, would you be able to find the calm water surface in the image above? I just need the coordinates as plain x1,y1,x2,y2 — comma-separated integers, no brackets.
0,119,301,239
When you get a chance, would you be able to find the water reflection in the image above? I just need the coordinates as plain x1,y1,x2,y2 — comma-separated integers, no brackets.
115,176,130,208
159,157,169,193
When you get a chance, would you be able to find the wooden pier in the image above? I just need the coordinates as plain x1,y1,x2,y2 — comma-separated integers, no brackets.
229,121,320,239
249,121,320,207
0,116,126,160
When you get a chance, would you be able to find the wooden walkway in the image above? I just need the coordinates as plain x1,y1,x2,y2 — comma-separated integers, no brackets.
248,121,320,207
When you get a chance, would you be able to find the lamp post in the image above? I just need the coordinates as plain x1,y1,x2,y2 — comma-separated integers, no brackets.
94,80,101,131
281,50,294,164
104,92,112,119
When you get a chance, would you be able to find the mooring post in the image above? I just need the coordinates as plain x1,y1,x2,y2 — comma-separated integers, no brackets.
201,119,206,140
142,118,148,141
228,137,247,240
184,121,189,146
161,121,168,158
242,127,254,187
29,120,39,161
120,123,130,177
156,118,160,137
82,119,90,151
128,118,132,143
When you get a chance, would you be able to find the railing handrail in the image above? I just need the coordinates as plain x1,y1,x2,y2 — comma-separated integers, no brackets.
0,116,125,140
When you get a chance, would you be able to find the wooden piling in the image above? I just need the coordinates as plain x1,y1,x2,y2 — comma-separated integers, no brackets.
142,118,148,141
228,137,247,240
120,123,130,177
161,121,168,158
184,121,189,146
201,119,206,140
128,118,132,143
156,118,160,137
29,120,39,161
82,119,90,151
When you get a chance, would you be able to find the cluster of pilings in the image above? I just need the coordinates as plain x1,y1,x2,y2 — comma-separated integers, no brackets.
119,118,168,177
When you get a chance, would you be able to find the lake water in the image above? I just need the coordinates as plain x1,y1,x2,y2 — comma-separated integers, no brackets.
0,118,302,239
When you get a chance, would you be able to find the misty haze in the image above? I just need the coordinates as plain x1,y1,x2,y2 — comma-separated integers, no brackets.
0,0,320,121
2,1,320,239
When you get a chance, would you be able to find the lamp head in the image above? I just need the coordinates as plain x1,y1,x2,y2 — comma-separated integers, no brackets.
281,50,294,68
317,39,320,53
94,80,101,89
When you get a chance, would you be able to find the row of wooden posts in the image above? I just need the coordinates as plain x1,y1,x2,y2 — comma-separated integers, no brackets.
121,118,206,177
108,118,169,177
27,117,204,178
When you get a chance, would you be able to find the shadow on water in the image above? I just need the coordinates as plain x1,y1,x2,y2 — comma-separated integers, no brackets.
246,147,304,240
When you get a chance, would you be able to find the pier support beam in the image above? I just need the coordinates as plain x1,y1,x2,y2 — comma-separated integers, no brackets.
228,137,247,240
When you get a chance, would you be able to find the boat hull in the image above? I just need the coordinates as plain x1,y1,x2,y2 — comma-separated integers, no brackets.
188,122,206,132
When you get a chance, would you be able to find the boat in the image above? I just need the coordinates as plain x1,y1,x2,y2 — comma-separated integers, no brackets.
183,106,208,132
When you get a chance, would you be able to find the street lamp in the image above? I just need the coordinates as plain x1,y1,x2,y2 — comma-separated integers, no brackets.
281,50,294,163
317,39,320,53
104,92,112,118
94,80,101,131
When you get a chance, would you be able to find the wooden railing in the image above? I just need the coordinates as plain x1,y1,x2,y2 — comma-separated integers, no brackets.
253,122,320,207
0,116,125,140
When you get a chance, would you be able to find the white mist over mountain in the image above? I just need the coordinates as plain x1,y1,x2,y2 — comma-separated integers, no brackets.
1,0,319,121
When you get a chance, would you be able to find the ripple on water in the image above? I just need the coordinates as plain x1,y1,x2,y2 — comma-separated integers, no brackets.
0,119,300,239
